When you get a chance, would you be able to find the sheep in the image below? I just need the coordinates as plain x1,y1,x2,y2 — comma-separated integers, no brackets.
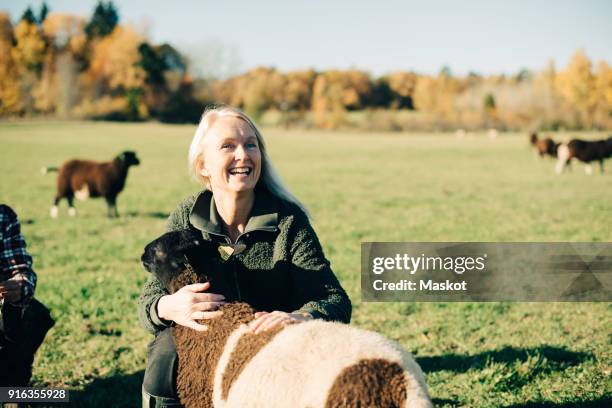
45,151,140,218
556,137,612,174
141,230,432,408
530,132,559,158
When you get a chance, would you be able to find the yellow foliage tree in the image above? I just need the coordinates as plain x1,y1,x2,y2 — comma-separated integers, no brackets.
43,13,87,57
79,25,147,118
414,73,461,119
284,69,316,111
311,70,372,128
242,67,286,118
32,50,57,113
311,70,371,111
87,26,145,90
555,50,597,124
312,72,345,128
593,60,612,127
11,20,46,72
10,19,48,113
0,13,22,114
413,75,437,113
594,61,612,110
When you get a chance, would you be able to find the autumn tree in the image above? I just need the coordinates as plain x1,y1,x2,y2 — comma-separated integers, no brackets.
311,70,372,111
43,13,87,55
414,69,461,119
413,75,436,113
386,71,417,109
11,17,47,113
215,67,287,119
31,48,57,113
284,69,316,111
310,70,373,128
555,50,597,126
11,20,46,73
245,67,286,117
0,13,21,114
593,61,612,127
77,25,146,119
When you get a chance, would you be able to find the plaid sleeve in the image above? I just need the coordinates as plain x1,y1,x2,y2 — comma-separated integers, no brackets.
0,205,37,306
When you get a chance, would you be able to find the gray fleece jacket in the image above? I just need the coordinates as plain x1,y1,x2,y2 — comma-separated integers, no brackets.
138,188,352,335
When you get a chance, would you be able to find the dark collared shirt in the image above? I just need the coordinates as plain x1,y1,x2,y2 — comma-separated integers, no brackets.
138,188,352,334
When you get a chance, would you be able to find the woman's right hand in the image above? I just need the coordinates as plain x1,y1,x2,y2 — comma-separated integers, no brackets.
156,282,226,331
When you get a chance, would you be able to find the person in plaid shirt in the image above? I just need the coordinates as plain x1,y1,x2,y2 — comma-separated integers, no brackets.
0,204,37,308
1,204,49,388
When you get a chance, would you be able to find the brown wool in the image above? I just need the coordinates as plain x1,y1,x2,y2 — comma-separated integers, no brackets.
324,359,408,408
220,326,283,401
168,267,203,294
174,302,256,408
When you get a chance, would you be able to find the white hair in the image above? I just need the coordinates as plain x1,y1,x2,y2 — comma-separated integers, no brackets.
188,106,309,217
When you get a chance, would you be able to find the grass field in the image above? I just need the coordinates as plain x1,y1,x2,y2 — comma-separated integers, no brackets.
0,121,610,407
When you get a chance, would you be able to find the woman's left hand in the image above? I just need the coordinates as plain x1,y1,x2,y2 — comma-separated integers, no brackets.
250,310,312,334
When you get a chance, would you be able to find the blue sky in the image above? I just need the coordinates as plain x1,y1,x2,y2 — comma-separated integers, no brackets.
1,0,610,77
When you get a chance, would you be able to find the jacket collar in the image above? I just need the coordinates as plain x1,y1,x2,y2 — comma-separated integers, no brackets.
189,187,278,237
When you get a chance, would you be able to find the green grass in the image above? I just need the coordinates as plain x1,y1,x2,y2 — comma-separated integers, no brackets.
0,121,610,407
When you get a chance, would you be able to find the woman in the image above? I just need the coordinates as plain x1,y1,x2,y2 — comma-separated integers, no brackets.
139,106,351,407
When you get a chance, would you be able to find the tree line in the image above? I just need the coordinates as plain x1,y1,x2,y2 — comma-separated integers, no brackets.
1,2,610,130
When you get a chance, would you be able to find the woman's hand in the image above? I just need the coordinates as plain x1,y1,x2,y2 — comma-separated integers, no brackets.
0,279,22,303
156,282,226,331
249,310,313,334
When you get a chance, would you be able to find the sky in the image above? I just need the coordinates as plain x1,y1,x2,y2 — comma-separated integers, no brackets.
1,0,611,78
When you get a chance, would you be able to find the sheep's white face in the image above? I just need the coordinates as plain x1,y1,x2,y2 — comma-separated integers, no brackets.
199,116,262,196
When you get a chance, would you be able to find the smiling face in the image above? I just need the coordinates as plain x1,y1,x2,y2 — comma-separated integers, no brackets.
198,115,262,195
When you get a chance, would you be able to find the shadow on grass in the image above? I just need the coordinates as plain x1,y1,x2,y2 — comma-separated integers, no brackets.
70,370,144,408
431,397,462,407
503,396,612,408
125,211,170,219
416,345,591,374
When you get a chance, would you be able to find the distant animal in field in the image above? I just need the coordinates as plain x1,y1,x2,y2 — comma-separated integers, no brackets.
556,137,612,175
530,132,559,158
43,151,140,218
141,230,432,408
